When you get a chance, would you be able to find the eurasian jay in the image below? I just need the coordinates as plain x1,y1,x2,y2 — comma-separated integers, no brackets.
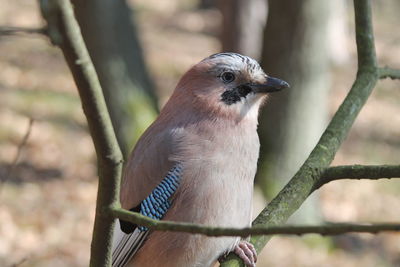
112,52,289,267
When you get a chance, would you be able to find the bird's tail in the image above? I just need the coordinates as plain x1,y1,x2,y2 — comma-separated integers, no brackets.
112,220,149,267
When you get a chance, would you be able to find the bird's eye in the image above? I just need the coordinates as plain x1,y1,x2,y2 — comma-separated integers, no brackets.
220,72,235,83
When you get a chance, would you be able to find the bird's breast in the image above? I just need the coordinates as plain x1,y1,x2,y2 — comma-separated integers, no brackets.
170,120,260,227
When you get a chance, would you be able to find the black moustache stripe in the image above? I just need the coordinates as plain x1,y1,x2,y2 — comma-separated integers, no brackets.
221,85,253,105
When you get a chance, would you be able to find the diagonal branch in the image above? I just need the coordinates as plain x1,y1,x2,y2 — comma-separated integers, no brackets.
38,0,123,266
251,0,377,249
221,0,378,265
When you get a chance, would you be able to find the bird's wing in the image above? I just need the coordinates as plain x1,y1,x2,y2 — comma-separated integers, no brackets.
112,163,183,267
120,119,180,211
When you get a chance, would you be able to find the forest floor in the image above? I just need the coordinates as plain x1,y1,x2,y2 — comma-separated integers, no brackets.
1,0,400,266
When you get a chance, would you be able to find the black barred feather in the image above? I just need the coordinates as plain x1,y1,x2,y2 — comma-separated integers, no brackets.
112,164,183,267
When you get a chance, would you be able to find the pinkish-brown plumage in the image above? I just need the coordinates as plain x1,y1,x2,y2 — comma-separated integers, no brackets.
114,53,288,267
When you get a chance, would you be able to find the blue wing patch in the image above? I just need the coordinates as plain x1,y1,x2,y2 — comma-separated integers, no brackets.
138,163,183,230
113,163,183,267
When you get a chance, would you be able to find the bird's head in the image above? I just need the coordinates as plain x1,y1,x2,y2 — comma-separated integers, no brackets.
169,52,289,121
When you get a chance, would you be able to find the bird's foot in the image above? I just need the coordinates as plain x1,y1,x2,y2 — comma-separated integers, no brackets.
233,240,257,267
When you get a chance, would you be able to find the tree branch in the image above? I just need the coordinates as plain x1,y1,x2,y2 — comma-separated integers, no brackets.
314,164,400,190
221,0,378,265
110,164,400,236
0,117,34,193
0,26,46,36
38,0,123,266
378,67,400,80
354,1,377,71
111,208,400,237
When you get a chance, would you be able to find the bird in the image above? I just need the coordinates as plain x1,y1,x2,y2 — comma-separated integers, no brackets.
112,52,289,267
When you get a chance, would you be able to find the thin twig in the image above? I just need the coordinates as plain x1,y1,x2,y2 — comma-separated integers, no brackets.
109,164,400,236
378,67,400,80
0,118,34,192
0,26,47,36
314,164,400,190
111,207,400,237
8,256,29,267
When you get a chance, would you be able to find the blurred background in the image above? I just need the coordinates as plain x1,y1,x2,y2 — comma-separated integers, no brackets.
1,0,400,266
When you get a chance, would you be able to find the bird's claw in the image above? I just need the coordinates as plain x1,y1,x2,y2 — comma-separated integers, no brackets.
233,240,257,267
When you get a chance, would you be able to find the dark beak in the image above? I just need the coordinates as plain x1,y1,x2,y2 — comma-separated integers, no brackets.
250,76,290,93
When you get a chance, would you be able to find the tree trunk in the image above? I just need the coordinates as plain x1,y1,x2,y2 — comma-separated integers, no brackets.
218,0,268,60
198,0,216,9
73,0,158,157
257,0,332,223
